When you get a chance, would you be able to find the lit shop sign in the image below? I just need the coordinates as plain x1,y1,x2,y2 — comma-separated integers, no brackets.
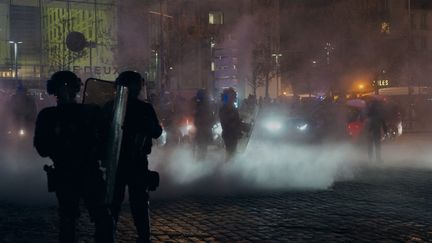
373,79,390,87
33,65,120,75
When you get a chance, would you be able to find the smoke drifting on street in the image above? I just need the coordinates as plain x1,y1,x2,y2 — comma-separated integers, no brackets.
148,134,432,199
0,146,56,205
1,128,432,204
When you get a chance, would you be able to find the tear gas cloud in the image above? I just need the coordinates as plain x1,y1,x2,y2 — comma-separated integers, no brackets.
2,1,432,205
148,134,432,200
1,119,432,205
0,89,431,204
0,147,55,205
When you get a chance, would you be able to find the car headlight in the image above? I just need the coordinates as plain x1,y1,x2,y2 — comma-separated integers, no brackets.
296,123,308,131
19,129,26,136
264,119,283,132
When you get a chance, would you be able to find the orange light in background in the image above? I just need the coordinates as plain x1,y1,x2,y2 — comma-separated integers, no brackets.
283,91,287,96
358,84,365,90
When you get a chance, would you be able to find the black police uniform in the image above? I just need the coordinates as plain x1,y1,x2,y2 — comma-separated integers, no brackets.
194,100,214,160
219,104,243,159
8,90,37,127
366,111,387,162
34,103,113,243
109,97,162,243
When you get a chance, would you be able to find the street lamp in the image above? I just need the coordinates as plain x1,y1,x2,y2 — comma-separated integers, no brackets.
9,41,23,79
272,53,282,97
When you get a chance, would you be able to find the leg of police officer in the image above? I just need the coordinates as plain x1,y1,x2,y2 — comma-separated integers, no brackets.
224,137,238,161
374,133,382,162
129,160,151,243
196,129,211,161
129,187,150,242
367,134,374,162
56,184,80,243
198,143,207,160
83,170,114,243
110,165,128,231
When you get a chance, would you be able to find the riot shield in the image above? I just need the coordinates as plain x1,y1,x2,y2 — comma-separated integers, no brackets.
82,78,128,204
237,104,259,153
82,78,117,106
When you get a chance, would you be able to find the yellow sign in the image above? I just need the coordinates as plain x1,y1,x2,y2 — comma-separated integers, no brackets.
374,79,390,87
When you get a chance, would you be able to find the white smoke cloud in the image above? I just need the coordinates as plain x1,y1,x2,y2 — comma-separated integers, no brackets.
1,127,432,205
149,140,360,198
148,132,432,200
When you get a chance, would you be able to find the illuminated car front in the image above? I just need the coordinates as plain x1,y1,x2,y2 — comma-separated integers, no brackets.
256,114,312,142
263,118,284,133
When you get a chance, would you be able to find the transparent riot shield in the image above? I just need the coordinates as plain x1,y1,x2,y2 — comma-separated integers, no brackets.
82,78,117,106
237,105,259,154
82,78,128,204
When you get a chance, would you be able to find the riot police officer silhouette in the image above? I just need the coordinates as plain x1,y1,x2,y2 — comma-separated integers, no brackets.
366,100,388,162
107,71,162,243
33,71,113,243
8,83,37,128
193,89,214,160
219,87,247,161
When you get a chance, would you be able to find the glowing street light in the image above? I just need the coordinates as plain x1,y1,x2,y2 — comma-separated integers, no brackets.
9,41,23,79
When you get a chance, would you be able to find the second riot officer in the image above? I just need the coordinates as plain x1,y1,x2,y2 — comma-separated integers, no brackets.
193,89,214,160
108,71,163,243
366,100,388,162
33,71,113,243
219,87,248,161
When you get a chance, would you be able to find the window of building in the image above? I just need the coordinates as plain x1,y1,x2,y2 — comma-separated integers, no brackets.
209,11,223,25
411,13,416,29
421,36,427,50
421,12,427,29
380,22,390,34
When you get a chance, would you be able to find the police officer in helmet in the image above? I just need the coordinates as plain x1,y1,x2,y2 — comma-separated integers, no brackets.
219,87,247,161
8,83,37,128
107,71,162,243
193,88,214,160
33,71,114,243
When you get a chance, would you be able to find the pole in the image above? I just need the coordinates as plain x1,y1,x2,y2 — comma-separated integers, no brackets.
159,0,164,91
9,41,22,79
407,0,413,130
14,42,18,79
277,60,280,97
272,53,282,97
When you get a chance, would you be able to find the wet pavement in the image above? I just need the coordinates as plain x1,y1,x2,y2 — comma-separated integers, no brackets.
1,165,432,242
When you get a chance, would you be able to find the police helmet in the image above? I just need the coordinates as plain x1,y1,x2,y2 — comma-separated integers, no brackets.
115,71,143,97
46,71,81,95
116,71,143,86
16,83,26,93
221,87,237,104
196,89,208,102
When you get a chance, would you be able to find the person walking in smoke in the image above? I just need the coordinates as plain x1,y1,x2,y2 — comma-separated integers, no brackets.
7,83,38,129
219,87,248,161
33,71,113,243
193,88,215,160
107,71,162,243
365,100,388,162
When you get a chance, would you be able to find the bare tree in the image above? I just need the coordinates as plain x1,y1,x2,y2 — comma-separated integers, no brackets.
249,40,274,98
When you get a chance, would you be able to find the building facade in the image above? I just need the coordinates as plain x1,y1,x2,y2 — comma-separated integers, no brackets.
0,0,117,89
